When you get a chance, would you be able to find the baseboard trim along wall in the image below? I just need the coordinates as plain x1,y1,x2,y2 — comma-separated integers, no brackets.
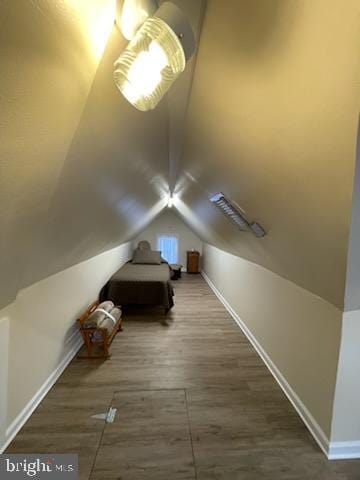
328,441,360,460
0,331,83,453
201,270,331,458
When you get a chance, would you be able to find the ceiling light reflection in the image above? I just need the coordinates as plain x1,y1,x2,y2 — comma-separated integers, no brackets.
65,0,116,61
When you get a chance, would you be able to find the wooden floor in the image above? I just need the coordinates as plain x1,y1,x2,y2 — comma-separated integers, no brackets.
7,274,360,479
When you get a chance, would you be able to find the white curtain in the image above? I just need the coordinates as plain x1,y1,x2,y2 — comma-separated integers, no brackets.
157,235,178,264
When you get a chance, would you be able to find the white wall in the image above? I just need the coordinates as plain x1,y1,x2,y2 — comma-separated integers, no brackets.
202,243,342,449
328,125,360,457
344,126,360,312
330,310,360,450
0,314,10,448
134,209,203,269
1,241,132,452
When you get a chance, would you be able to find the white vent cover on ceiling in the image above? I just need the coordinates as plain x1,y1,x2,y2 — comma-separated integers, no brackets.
209,193,267,238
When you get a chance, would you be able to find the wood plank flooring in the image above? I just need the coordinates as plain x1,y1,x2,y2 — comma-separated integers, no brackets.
6,274,360,479
91,390,195,479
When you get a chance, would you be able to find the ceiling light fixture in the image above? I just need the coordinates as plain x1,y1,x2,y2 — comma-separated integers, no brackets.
209,193,267,238
166,194,174,208
118,0,157,41
114,0,195,111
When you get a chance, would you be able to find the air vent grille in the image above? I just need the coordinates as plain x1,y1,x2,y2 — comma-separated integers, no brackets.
209,193,266,238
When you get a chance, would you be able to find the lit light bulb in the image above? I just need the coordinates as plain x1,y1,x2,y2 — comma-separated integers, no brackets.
114,2,194,111
167,195,173,208
122,41,168,103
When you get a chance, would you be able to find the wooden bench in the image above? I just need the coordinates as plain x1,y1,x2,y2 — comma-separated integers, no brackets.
77,300,122,359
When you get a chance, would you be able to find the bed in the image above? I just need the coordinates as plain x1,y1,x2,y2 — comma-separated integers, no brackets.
99,261,174,312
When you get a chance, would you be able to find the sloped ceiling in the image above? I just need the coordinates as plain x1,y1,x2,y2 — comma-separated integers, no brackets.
1,0,120,307
20,24,170,288
0,0,204,309
1,0,358,312
174,0,360,309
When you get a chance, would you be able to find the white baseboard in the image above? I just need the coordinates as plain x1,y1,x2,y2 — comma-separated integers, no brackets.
0,331,83,453
328,441,360,460
201,270,331,458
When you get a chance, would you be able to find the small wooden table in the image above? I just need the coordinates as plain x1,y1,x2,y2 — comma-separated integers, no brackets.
170,264,183,280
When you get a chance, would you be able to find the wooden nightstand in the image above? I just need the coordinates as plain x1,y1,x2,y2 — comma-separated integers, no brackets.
187,251,200,273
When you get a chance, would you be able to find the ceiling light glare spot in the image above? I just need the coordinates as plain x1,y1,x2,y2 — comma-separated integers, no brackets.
165,193,174,208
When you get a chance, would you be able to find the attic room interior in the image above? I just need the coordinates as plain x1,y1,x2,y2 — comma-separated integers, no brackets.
0,0,359,478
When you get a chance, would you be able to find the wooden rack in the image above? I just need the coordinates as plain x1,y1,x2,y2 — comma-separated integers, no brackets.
77,300,122,359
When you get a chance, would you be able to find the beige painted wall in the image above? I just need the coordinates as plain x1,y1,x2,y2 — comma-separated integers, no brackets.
0,1,170,309
4,242,132,438
176,0,360,309
202,243,342,439
134,209,203,268
0,0,114,307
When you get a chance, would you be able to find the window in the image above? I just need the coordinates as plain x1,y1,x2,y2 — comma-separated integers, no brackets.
157,235,178,264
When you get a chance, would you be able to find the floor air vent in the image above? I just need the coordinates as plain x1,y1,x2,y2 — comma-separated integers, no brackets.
91,407,117,423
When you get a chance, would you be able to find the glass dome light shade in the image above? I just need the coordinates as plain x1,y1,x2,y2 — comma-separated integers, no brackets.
114,0,195,112
114,16,185,111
